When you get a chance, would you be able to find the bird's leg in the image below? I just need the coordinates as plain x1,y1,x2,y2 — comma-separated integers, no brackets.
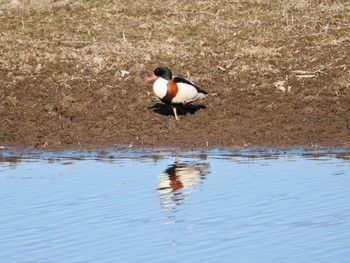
172,106,179,121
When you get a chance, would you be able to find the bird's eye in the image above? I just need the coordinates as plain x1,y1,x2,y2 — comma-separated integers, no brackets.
155,69,162,75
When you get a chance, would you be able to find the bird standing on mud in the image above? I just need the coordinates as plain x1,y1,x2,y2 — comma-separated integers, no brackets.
146,67,207,121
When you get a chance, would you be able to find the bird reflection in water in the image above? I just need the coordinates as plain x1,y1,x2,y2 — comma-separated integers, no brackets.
157,155,209,210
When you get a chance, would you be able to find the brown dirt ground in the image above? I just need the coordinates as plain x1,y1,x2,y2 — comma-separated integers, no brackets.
0,0,349,151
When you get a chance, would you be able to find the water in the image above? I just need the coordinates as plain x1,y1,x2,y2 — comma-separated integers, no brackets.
1,150,350,263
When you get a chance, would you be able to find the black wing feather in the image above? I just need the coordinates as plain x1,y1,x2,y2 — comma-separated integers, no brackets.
173,76,208,94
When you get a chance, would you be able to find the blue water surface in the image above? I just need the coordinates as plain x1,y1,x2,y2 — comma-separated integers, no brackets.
0,150,349,263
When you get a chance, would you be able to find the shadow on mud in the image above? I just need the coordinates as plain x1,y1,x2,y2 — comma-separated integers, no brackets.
149,103,206,118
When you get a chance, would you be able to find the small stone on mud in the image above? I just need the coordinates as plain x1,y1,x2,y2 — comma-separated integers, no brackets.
274,80,291,93
119,70,129,77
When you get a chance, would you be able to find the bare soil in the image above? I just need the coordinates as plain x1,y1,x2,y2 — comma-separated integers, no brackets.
0,0,349,151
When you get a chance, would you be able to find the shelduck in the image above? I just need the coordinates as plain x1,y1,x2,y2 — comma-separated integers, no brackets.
146,67,207,121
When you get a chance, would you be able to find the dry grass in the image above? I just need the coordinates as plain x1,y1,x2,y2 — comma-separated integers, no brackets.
1,0,348,82
0,0,348,96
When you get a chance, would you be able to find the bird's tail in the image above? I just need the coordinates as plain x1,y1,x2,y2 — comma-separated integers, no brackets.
195,92,207,101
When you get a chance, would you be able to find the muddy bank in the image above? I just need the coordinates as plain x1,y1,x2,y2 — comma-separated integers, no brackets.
0,1,349,150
